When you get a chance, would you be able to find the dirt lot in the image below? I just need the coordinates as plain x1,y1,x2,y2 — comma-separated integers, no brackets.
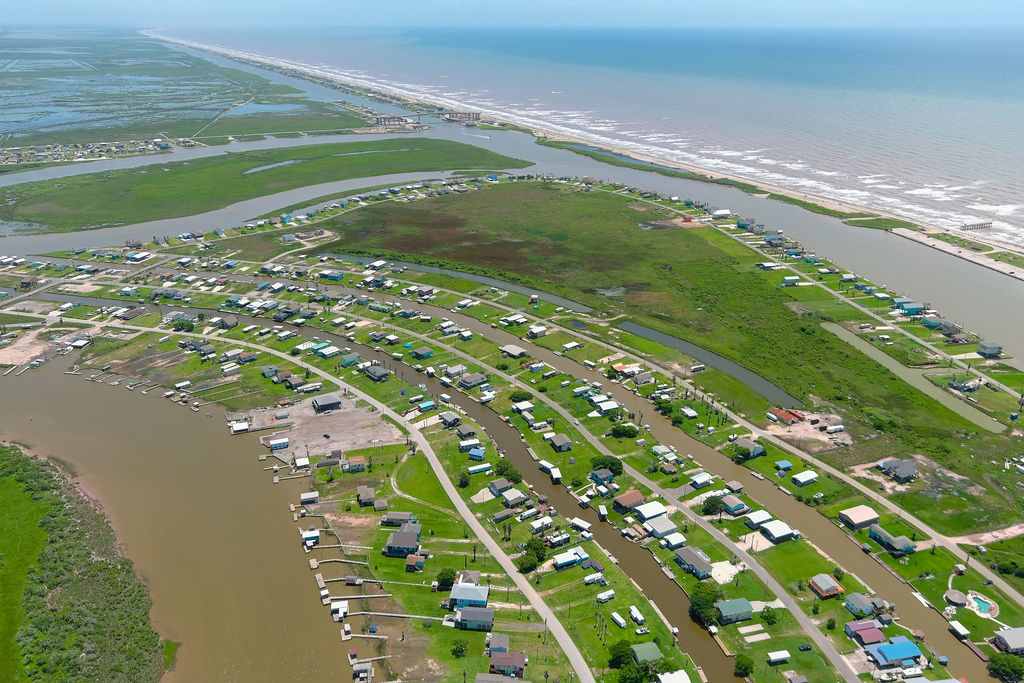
765,411,853,452
246,396,404,460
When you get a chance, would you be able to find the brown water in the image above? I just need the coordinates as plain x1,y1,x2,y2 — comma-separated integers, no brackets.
0,357,344,683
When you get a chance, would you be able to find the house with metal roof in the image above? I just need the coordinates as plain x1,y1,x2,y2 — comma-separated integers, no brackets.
449,583,490,609
675,547,713,579
810,573,843,599
838,505,879,530
630,642,663,664
644,515,678,538
866,636,922,668
716,598,753,624
456,606,494,631
995,626,1024,654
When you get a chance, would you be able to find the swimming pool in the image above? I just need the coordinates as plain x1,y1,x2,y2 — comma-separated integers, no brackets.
973,596,993,614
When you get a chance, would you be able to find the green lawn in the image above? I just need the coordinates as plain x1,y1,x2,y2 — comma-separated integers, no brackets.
2,139,529,233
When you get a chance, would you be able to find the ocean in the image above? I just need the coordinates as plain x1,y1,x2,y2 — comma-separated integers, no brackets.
174,27,1024,243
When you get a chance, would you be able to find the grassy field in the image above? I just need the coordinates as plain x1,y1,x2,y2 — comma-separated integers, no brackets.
927,232,994,252
2,139,528,233
297,180,1024,534
990,251,1024,269
0,445,163,682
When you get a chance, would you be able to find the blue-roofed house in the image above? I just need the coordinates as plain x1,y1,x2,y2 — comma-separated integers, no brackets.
448,583,490,609
775,460,793,472
468,447,486,461
866,636,922,669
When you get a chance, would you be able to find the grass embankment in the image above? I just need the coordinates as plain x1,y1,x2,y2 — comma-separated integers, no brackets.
1,139,529,233
299,181,1022,535
0,445,163,681
536,139,919,228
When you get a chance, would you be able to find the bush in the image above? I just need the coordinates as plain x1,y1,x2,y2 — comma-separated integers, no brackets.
509,389,533,403
495,459,522,484
458,470,470,488
516,536,547,573
734,654,754,677
610,424,639,439
608,640,633,668
832,566,845,581
826,617,836,630
591,455,623,476
702,495,726,516
689,582,722,626
990,653,1024,682
760,606,778,626
451,640,467,658
436,568,456,590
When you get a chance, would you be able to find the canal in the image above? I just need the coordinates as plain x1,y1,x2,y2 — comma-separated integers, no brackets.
0,356,345,683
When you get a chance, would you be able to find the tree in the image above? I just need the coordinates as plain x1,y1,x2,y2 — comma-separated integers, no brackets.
172,319,194,332
689,582,722,626
458,470,470,488
451,640,467,658
811,602,820,615
510,389,533,403
734,654,754,677
608,640,633,669
495,459,522,484
826,617,836,630
610,424,639,439
702,495,726,516
617,663,655,683
989,653,1024,683
436,568,456,590
516,536,547,573
832,566,845,582
760,606,778,626
590,455,623,476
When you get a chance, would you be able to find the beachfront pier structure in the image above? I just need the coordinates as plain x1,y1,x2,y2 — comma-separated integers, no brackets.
375,111,481,127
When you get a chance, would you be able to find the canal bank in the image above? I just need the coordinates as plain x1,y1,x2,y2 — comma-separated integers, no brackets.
0,357,346,683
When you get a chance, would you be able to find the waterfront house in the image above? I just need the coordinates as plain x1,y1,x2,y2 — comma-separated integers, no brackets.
995,627,1024,654
979,340,1003,358
489,478,513,496
456,424,477,439
838,505,879,530
590,468,615,486
792,470,819,487
468,447,486,461
720,495,749,516
716,598,753,625
613,489,645,512
501,489,528,508
845,593,885,618
449,583,490,609
675,547,713,579
384,530,420,557
552,546,589,570
734,438,765,460
460,372,488,389
774,459,793,472
455,606,494,631
869,524,916,556
364,365,390,382
489,651,527,678
644,515,678,539
411,347,433,360
866,636,922,669
761,520,795,543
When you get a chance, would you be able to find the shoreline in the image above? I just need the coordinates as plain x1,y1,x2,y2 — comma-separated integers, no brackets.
143,30,1024,262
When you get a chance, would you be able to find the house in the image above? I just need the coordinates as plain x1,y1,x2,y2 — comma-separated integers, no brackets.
613,489,645,512
549,433,572,452
761,520,795,543
384,530,420,557
994,627,1024,654
382,511,416,527
552,546,589,569
745,510,773,529
634,501,667,522
769,407,802,425
340,352,361,367
364,365,390,382
357,485,375,506
716,598,753,624
792,470,819,487
879,458,917,483
867,636,922,668
487,633,510,654
412,347,433,360
590,469,614,486
869,524,916,556
440,411,461,428
836,504,879,531
630,642,663,665
313,394,343,413
460,372,488,389
978,341,1003,358
720,495,749,516
844,618,883,640
476,675,519,683
489,478,513,496
845,593,885,618
663,532,687,550
449,583,490,609
405,554,426,572
347,456,367,472
456,606,494,631
725,480,744,493
501,489,528,508
675,547,713,579
500,344,528,358
774,459,793,472
734,438,765,460
456,424,477,439
690,471,714,489
489,651,527,678
809,573,844,599
644,515,678,539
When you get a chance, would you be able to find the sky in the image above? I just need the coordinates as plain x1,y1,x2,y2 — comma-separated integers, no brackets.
10,0,1024,29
